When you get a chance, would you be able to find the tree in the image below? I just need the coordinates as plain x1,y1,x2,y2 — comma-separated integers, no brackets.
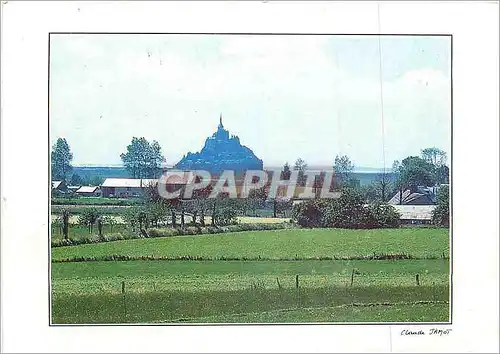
62,209,70,240
333,155,354,188
70,173,83,186
193,184,213,226
120,137,165,178
375,172,393,202
78,207,101,234
102,215,117,233
294,158,308,186
89,176,105,186
275,198,293,218
51,138,73,181
432,185,450,227
421,148,447,167
247,187,267,216
396,156,436,190
359,183,379,203
123,206,150,235
421,148,449,185
435,165,450,185
213,207,238,226
281,162,291,180
96,216,104,239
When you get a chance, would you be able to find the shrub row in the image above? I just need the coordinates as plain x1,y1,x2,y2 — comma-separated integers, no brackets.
52,252,446,263
52,205,127,215
51,197,143,206
147,223,293,238
51,223,294,248
51,233,132,247
292,188,401,229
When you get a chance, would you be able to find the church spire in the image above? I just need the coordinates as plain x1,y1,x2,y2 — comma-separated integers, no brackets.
219,113,223,128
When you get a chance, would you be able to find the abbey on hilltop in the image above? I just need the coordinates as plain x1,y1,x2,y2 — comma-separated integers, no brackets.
175,114,263,174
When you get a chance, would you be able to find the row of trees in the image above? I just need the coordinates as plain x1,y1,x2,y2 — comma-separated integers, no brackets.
51,137,166,182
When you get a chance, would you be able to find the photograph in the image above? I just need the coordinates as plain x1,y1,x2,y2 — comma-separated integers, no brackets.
49,33,451,325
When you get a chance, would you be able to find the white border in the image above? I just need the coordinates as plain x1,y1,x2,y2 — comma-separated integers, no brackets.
1,1,499,353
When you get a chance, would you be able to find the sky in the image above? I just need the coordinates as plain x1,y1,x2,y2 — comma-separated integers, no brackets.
50,34,451,169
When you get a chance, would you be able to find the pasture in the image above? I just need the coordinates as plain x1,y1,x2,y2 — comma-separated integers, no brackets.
52,228,449,260
51,228,450,324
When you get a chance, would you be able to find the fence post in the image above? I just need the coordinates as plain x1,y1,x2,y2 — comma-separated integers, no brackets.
295,275,300,308
416,274,420,286
350,269,355,287
121,281,127,321
276,277,281,289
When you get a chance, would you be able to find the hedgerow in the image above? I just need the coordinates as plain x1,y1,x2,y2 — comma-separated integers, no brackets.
51,223,295,248
52,252,441,263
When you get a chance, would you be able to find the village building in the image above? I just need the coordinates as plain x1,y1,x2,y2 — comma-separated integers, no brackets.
51,180,68,195
392,205,435,225
101,178,158,198
388,186,441,205
75,185,101,197
67,185,80,194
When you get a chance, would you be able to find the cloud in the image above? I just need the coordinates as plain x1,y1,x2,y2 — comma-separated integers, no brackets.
50,35,451,168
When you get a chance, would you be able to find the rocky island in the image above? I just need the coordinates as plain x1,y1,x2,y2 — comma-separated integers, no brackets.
175,115,263,174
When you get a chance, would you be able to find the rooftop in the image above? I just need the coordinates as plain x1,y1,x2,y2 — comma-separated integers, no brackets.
101,178,158,188
76,186,100,193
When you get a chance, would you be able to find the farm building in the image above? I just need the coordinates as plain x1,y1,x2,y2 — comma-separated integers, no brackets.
388,186,439,205
67,185,80,194
75,186,101,197
51,180,68,195
392,205,436,225
101,178,157,198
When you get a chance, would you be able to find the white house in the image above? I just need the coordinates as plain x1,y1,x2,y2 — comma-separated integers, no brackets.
392,205,436,225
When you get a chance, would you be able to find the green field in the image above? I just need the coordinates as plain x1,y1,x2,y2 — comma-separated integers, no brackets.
51,228,450,324
52,228,449,260
182,302,450,323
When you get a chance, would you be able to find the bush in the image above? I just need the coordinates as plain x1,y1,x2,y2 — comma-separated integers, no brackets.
366,202,401,228
291,200,324,227
213,207,238,226
292,188,400,229
432,185,449,227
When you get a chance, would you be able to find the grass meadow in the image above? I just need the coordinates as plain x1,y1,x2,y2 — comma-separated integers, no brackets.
51,227,450,324
52,228,449,260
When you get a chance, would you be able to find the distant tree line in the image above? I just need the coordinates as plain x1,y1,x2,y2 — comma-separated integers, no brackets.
51,136,167,184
